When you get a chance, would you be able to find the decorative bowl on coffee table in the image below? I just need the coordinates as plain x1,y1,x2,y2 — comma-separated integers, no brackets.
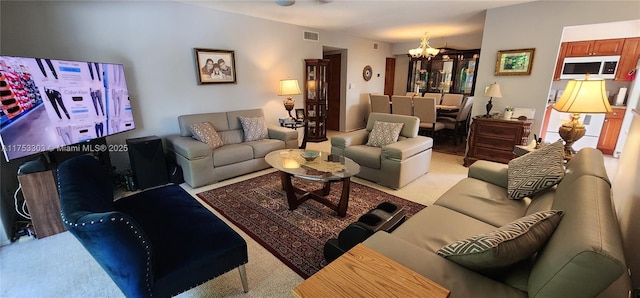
300,151,320,161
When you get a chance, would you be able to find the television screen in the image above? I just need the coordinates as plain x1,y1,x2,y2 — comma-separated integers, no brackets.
0,56,135,161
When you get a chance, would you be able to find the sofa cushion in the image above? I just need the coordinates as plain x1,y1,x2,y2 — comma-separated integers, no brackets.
189,122,224,149
239,116,268,142
366,121,404,147
436,210,564,272
245,139,286,158
212,144,254,167
507,140,565,200
344,145,382,169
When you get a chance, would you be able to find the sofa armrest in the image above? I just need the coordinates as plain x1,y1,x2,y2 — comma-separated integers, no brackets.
382,136,433,161
165,135,211,160
331,130,369,149
268,125,298,142
468,160,508,188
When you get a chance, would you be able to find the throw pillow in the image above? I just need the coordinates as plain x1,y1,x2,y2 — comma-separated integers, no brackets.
189,122,223,149
239,116,268,142
366,121,404,148
507,140,565,200
436,210,564,271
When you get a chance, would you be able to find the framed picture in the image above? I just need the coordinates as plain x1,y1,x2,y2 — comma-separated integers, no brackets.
495,48,535,76
295,108,305,120
194,48,237,84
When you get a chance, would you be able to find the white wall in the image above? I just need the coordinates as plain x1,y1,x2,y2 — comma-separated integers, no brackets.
474,1,640,137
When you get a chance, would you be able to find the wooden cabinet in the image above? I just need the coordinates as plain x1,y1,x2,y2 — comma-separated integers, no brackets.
615,37,640,81
407,49,480,96
304,59,329,142
17,170,66,238
554,38,628,80
564,39,625,57
464,117,533,167
597,107,626,155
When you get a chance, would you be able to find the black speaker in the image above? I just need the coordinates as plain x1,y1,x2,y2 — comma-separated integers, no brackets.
126,136,168,190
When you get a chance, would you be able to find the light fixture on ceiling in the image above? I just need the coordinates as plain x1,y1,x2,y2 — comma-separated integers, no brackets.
408,32,440,59
275,0,295,6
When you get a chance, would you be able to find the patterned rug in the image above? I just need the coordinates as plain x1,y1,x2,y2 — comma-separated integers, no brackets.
431,134,467,157
196,171,426,279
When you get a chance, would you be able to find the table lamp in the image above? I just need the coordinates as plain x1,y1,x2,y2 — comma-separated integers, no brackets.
278,79,301,119
484,82,502,118
552,75,612,160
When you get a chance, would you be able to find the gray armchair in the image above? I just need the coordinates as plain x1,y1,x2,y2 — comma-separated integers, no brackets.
331,113,433,189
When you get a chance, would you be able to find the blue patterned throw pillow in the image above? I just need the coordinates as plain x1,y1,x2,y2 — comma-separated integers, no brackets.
437,210,564,271
239,116,268,142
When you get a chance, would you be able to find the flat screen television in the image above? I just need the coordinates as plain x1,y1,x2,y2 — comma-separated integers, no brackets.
0,55,135,162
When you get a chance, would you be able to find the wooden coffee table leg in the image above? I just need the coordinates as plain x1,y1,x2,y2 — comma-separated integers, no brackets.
281,172,299,210
322,181,331,196
337,177,350,217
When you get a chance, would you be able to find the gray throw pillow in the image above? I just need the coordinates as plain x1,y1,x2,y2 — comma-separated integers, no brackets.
437,210,564,271
239,116,268,142
507,140,565,200
366,121,404,148
189,122,224,149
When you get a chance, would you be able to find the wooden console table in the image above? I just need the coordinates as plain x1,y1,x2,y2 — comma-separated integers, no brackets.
17,170,66,238
293,244,450,297
464,117,533,167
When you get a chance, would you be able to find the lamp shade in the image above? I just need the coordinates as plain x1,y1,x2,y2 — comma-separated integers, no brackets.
553,79,612,113
278,79,301,96
484,83,503,98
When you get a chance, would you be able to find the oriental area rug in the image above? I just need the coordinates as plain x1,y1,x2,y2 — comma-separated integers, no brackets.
197,171,426,279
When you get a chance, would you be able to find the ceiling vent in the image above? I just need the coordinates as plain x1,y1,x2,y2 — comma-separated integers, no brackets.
303,30,319,42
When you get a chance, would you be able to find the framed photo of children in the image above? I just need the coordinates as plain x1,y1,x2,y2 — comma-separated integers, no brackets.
194,48,237,84
495,48,535,76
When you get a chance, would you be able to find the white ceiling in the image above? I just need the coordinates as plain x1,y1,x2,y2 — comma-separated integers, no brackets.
182,0,537,47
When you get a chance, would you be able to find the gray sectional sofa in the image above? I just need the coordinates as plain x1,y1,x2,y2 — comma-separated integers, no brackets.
166,109,298,187
363,148,631,297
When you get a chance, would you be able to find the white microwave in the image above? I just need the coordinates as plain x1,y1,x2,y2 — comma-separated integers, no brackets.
560,56,620,79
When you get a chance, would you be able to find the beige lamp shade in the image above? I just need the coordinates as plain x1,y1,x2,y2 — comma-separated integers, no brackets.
278,79,301,96
553,79,612,113
484,83,503,98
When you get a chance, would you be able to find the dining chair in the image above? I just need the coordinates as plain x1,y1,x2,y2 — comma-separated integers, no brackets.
440,94,464,106
438,96,474,145
405,92,417,97
391,95,413,116
413,96,444,138
421,92,442,104
369,94,390,114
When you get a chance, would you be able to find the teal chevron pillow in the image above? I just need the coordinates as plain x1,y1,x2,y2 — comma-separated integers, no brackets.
507,140,565,200
437,210,564,271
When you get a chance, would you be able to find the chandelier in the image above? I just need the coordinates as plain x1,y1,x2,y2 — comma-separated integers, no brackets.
408,32,440,59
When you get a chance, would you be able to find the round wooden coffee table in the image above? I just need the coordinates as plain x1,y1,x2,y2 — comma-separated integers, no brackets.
265,149,360,217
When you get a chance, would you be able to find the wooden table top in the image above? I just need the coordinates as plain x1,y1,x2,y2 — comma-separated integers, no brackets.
292,243,450,298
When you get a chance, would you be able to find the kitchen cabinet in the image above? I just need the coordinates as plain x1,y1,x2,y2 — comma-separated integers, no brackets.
304,59,329,142
615,37,640,81
553,43,569,81
564,39,625,57
464,117,533,167
597,107,626,155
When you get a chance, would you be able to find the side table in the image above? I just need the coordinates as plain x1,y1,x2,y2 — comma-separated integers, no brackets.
282,120,308,149
293,244,450,298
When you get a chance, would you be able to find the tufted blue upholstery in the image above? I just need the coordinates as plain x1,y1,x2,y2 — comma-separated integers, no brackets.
57,155,248,297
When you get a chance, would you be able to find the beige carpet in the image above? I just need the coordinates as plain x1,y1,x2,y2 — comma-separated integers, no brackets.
0,133,469,298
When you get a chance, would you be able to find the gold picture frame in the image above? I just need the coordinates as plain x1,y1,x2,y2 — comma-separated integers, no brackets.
495,48,535,76
194,48,237,84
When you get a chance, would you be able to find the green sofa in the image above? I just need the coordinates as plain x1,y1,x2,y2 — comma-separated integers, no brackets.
166,109,298,187
363,148,631,297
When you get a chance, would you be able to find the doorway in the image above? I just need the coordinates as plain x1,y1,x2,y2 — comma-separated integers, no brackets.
384,57,396,96
323,52,342,131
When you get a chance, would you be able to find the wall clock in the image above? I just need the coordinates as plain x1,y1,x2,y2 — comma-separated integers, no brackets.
363,65,372,81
